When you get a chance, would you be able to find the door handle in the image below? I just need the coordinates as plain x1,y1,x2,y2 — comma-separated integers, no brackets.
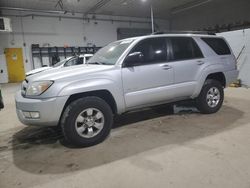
197,60,205,65
161,64,172,70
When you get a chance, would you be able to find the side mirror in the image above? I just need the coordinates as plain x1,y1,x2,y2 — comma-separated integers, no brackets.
123,52,144,67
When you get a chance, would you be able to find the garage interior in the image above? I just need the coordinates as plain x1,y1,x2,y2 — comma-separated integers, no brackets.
0,0,250,187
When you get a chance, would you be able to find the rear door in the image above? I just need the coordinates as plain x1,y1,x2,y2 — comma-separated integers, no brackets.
122,37,174,108
168,37,205,98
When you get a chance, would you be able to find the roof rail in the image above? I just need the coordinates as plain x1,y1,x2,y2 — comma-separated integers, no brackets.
152,31,216,35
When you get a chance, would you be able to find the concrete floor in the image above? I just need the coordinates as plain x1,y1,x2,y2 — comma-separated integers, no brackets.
0,83,250,188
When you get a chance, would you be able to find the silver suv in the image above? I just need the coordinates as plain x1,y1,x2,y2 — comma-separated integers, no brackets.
15,33,239,147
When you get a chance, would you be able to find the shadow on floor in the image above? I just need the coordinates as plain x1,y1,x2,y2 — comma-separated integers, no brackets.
9,103,244,175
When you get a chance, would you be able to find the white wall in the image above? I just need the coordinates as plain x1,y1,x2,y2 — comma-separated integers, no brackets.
218,29,250,87
0,11,169,83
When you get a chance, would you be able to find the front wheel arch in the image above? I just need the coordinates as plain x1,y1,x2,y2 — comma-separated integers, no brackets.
60,96,113,147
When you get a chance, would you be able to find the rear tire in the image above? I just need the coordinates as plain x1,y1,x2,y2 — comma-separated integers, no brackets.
61,96,113,147
196,79,224,114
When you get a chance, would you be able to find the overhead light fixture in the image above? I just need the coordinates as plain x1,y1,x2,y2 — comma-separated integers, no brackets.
122,1,128,5
171,0,212,14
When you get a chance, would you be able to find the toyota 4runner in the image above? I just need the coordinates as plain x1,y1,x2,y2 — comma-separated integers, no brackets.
15,33,239,147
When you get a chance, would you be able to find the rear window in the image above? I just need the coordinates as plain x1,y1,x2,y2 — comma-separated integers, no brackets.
201,37,231,55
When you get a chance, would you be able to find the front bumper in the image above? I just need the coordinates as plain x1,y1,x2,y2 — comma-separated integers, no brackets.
224,69,239,87
15,91,68,126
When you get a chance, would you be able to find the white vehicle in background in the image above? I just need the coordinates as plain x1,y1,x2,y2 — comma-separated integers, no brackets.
26,54,93,76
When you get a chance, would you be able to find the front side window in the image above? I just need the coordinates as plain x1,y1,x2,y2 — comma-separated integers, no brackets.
170,37,203,61
129,38,167,65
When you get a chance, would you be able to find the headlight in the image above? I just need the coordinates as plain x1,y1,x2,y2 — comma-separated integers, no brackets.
26,81,53,96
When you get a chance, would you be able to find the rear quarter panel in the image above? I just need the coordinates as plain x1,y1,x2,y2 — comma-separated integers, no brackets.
191,36,238,98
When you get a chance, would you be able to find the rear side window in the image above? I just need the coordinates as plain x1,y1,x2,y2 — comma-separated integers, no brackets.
170,37,203,61
201,37,231,55
131,38,167,64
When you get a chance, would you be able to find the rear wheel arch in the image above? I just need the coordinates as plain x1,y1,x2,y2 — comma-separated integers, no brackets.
205,72,226,88
192,71,226,98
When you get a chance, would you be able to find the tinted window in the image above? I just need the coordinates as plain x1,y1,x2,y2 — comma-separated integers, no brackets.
0,18,4,30
170,37,203,61
78,57,84,65
64,57,83,67
131,38,167,64
202,37,231,55
85,57,91,61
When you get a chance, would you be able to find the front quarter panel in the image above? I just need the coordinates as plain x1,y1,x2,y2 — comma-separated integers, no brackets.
58,77,125,114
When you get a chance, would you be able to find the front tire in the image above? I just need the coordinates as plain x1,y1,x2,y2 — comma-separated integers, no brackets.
61,96,113,147
196,79,224,114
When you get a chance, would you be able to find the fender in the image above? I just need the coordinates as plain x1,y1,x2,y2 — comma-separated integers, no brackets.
58,78,126,114
191,64,225,98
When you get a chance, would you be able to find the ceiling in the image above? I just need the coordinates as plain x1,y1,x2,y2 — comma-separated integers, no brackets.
0,0,241,19
0,0,249,31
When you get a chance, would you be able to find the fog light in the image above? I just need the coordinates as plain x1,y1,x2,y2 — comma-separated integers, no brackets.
23,111,31,118
30,112,40,119
22,111,40,119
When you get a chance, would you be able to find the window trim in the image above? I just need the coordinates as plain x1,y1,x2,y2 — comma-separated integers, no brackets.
122,36,205,67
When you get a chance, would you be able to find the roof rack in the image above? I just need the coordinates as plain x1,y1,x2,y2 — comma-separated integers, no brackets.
152,31,216,35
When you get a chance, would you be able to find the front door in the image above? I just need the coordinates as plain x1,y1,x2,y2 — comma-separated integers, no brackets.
5,48,25,82
122,37,174,109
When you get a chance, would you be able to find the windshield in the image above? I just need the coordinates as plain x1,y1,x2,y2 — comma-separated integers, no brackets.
88,39,133,65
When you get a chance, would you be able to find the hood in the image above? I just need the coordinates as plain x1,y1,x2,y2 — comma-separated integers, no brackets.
26,67,52,76
27,64,114,82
